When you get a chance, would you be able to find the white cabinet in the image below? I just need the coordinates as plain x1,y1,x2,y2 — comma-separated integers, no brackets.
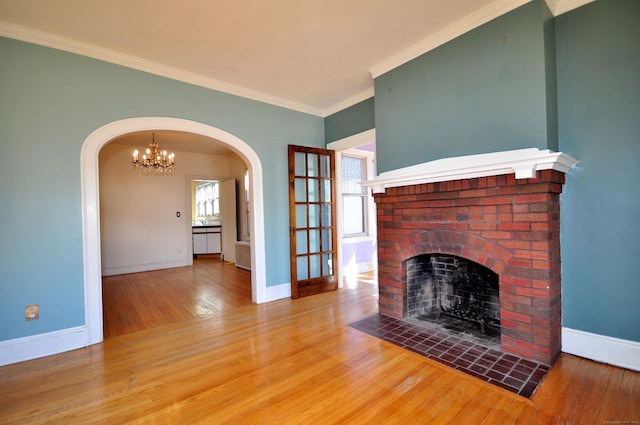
193,226,221,254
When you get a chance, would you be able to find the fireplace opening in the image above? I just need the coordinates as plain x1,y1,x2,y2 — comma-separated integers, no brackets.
406,254,500,348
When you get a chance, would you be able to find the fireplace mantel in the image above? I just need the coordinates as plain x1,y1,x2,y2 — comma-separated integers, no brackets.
363,148,578,193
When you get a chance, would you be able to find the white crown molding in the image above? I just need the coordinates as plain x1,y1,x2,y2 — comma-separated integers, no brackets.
1,0,595,118
369,0,595,79
369,0,531,79
546,0,595,16
0,21,324,117
362,148,578,193
322,87,375,117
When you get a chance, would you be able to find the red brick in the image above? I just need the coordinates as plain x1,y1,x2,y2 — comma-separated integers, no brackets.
501,319,515,329
481,231,512,240
481,196,513,205
532,260,553,271
460,189,488,198
498,222,530,231
532,222,560,231
514,213,553,222
470,222,497,231
501,293,533,306
512,193,550,204
501,275,531,287
484,213,498,222
497,213,513,222
515,287,551,299
513,203,530,213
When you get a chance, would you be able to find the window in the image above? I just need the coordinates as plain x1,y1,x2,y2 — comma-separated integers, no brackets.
195,180,220,219
341,155,367,236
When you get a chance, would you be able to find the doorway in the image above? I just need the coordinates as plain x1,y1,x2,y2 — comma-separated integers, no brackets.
327,129,378,289
81,117,266,346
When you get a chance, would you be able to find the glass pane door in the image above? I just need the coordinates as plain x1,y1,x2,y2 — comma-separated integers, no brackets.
288,145,338,298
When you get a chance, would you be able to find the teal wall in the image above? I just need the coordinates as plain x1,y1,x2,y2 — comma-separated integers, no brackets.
324,97,375,143
0,38,323,341
556,0,640,341
374,0,554,174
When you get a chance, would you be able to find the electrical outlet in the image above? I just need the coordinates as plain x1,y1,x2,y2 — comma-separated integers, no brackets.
25,304,39,321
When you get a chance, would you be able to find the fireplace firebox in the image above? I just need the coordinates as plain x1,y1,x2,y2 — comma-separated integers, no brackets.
407,254,500,339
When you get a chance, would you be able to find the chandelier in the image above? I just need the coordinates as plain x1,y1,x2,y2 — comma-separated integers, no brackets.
131,133,176,176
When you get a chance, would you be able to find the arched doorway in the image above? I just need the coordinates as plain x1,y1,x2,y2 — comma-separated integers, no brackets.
80,117,266,345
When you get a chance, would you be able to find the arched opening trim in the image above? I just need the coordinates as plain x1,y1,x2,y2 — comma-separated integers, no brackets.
80,117,266,345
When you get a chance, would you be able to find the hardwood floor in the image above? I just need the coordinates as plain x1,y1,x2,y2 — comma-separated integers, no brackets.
102,256,253,338
0,259,638,424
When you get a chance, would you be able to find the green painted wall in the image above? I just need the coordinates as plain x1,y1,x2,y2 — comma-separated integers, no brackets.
324,97,375,143
0,37,323,340
374,0,554,174
556,0,640,341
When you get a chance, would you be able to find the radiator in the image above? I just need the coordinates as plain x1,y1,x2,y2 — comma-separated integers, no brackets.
235,241,251,270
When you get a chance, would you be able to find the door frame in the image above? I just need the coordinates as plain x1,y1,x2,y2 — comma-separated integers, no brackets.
326,129,377,288
81,117,267,346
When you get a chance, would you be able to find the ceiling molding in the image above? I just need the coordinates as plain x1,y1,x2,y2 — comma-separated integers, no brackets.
546,0,595,16
0,0,595,118
321,87,375,117
369,0,531,79
368,0,594,80
0,21,325,117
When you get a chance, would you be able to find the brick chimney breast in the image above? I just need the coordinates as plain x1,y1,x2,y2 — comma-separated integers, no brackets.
364,149,577,365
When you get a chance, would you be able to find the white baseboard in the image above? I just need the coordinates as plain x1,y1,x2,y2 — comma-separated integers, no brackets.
265,282,291,302
5,318,635,372
562,327,640,372
0,326,89,366
102,259,191,276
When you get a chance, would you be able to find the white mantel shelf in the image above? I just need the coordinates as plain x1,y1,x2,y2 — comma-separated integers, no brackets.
362,148,578,194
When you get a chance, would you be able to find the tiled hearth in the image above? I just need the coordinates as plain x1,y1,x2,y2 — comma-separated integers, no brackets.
363,149,577,367
350,314,549,397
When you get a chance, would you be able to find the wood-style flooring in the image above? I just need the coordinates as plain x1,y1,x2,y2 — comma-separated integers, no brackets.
0,258,638,424
102,256,253,338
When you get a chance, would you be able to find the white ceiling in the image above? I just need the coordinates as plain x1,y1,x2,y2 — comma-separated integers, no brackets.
0,0,583,118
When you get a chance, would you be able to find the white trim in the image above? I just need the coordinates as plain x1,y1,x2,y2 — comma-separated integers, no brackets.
369,0,593,79
0,326,87,366
563,328,640,372
0,21,323,117
362,148,578,193
81,117,268,349
0,1,593,118
369,0,531,79
546,0,595,16
327,129,376,152
323,88,375,118
102,259,191,277
328,129,377,288
265,282,292,302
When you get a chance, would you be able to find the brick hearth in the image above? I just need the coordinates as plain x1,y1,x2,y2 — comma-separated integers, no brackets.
373,169,566,365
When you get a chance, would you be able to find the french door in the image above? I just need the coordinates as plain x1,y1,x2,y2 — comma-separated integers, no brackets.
288,145,338,298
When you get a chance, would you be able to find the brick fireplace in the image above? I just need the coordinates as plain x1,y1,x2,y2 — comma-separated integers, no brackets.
365,149,577,366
